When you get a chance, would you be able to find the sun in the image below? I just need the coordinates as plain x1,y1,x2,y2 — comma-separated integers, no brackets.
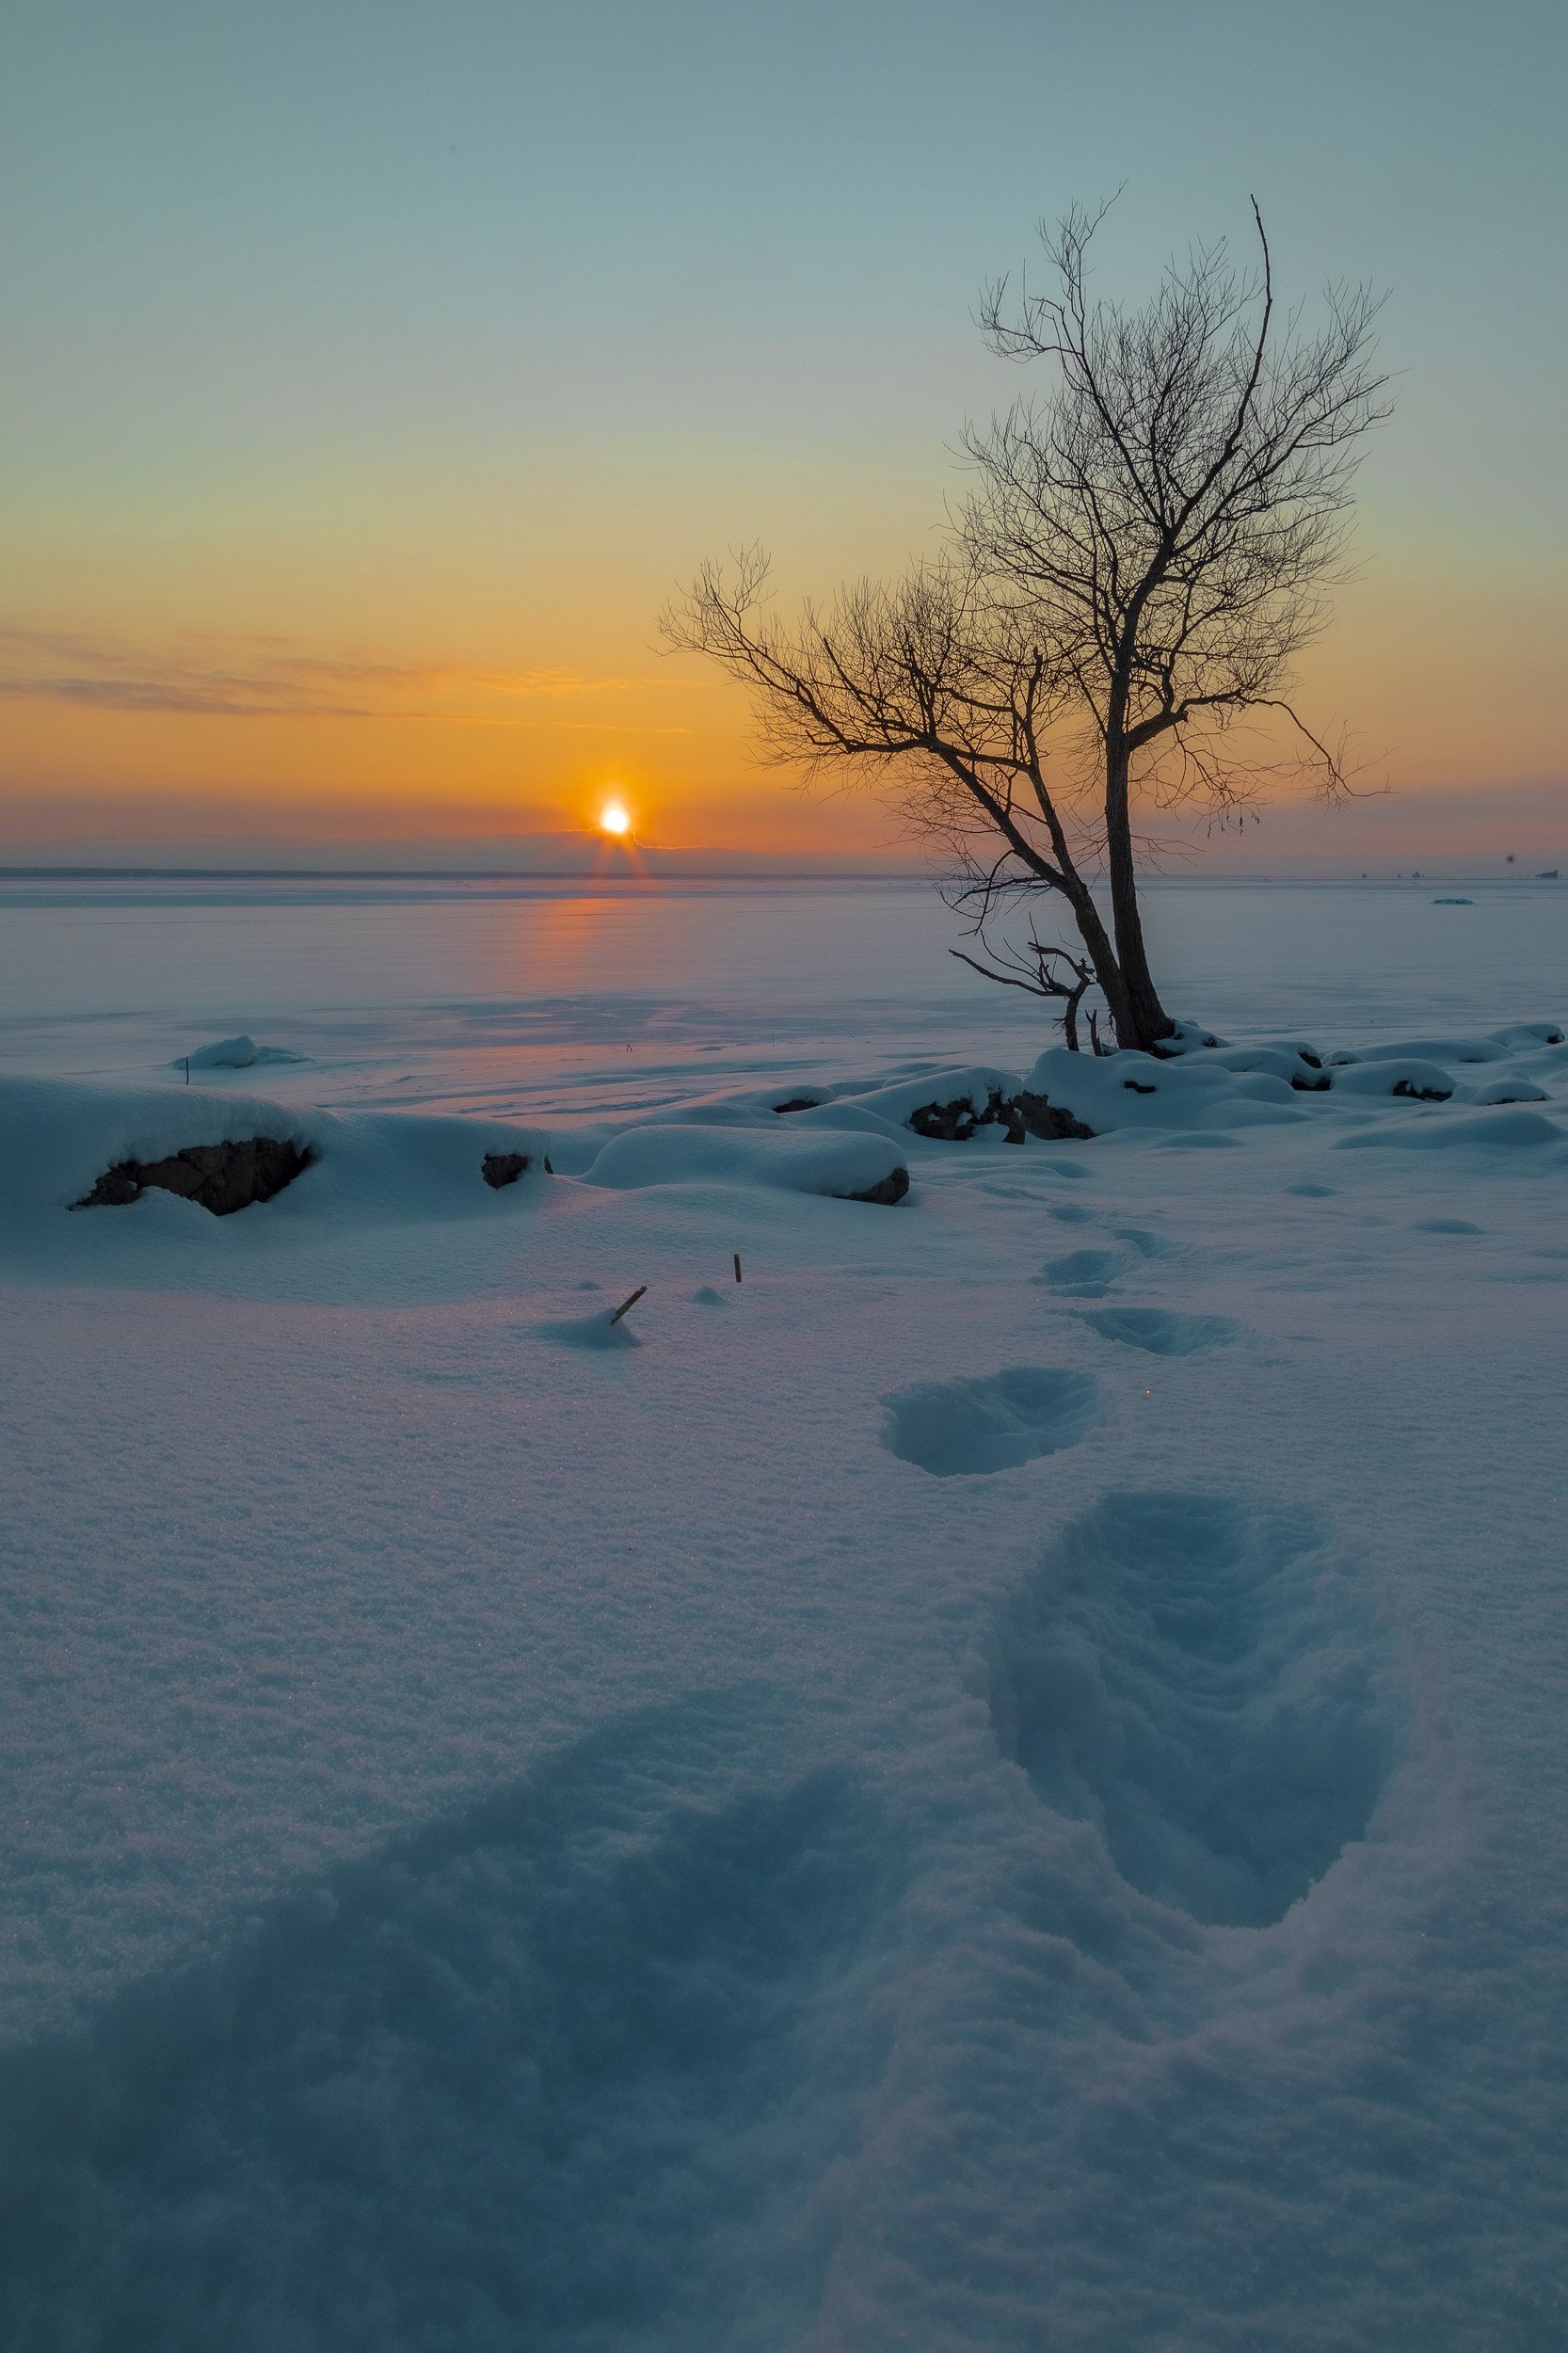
600,800,631,838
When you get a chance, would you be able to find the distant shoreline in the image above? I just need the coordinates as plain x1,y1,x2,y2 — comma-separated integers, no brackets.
0,867,1559,888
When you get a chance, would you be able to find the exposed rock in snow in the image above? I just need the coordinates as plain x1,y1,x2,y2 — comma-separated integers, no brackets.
481,1151,532,1189
846,1165,910,1205
72,1136,314,1216
908,1089,1025,1144
1015,1089,1096,1141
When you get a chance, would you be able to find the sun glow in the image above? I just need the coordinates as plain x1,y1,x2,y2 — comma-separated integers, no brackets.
600,800,631,838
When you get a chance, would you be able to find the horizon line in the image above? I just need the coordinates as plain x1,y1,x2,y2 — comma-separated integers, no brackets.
1,864,1559,886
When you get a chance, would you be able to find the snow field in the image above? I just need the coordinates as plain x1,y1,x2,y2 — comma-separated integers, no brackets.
1,1019,1566,2349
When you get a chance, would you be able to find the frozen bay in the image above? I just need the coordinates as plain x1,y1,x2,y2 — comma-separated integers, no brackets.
2,872,1564,1112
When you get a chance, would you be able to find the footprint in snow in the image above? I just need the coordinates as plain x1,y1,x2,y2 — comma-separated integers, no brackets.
1112,1226,1177,1259
988,1491,1395,1929
1077,1307,1239,1357
882,1367,1101,1478
1032,1247,1128,1297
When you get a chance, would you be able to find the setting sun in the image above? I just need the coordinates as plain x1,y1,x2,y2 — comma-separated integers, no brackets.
600,801,631,838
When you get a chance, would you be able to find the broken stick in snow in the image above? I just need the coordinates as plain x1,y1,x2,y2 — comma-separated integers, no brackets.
609,1286,647,1326
733,1254,743,1283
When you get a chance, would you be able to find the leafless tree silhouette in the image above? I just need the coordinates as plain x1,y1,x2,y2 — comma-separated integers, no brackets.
664,200,1391,1049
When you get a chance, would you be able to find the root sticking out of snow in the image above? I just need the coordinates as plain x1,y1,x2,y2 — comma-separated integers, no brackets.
989,1492,1394,1929
882,1367,1100,1478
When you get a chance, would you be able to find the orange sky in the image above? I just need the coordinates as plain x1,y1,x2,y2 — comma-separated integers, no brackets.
3,4,1563,871
4,537,1562,867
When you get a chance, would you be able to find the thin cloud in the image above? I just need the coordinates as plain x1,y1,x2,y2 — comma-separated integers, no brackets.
0,625,668,721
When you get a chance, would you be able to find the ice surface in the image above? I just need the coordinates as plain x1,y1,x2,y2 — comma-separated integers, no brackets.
2,875,1566,2348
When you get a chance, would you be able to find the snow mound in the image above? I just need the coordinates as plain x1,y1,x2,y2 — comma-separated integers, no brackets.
989,1491,1395,1927
1021,1047,1304,1135
1327,1037,1507,1066
1144,1018,1226,1056
584,1122,909,1203
175,1035,306,1071
881,1366,1100,1477
0,1075,549,1251
1468,1076,1548,1106
1326,1059,1455,1102
1492,1021,1565,1048
837,1066,1024,1134
1336,1107,1568,1154
1206,1042,1329,1088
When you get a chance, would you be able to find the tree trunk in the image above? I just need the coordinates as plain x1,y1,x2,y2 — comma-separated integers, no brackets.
1060,877,1136,1048
1104,742,1176,1049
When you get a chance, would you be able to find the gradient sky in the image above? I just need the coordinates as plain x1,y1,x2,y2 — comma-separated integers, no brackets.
3,0,1564,867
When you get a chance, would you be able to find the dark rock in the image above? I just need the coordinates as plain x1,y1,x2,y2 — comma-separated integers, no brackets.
773,1096,824,1115
909,1096,979,1140
909,1087,1029,1144
83,1166,144,1207
1122,1079,1158,1096
844,1166,910,1206
482,1151,531,1189
73,1136,313,1217
1392,1079,1453,1102
1289,1072,1332,1091
1016,1091,1096,1141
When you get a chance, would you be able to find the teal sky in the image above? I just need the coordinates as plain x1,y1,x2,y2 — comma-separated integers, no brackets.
2,0,1564,863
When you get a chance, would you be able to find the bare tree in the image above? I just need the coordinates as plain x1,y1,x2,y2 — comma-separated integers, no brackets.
948,928,1098,1052
664,200,1391,1051
664,544,1132,1038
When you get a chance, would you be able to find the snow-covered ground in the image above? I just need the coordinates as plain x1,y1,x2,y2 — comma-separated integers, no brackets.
1,878,1565,2349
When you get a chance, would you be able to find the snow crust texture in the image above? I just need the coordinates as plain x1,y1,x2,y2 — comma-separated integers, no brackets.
3,982,1568,2351
0,1694,904,2353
